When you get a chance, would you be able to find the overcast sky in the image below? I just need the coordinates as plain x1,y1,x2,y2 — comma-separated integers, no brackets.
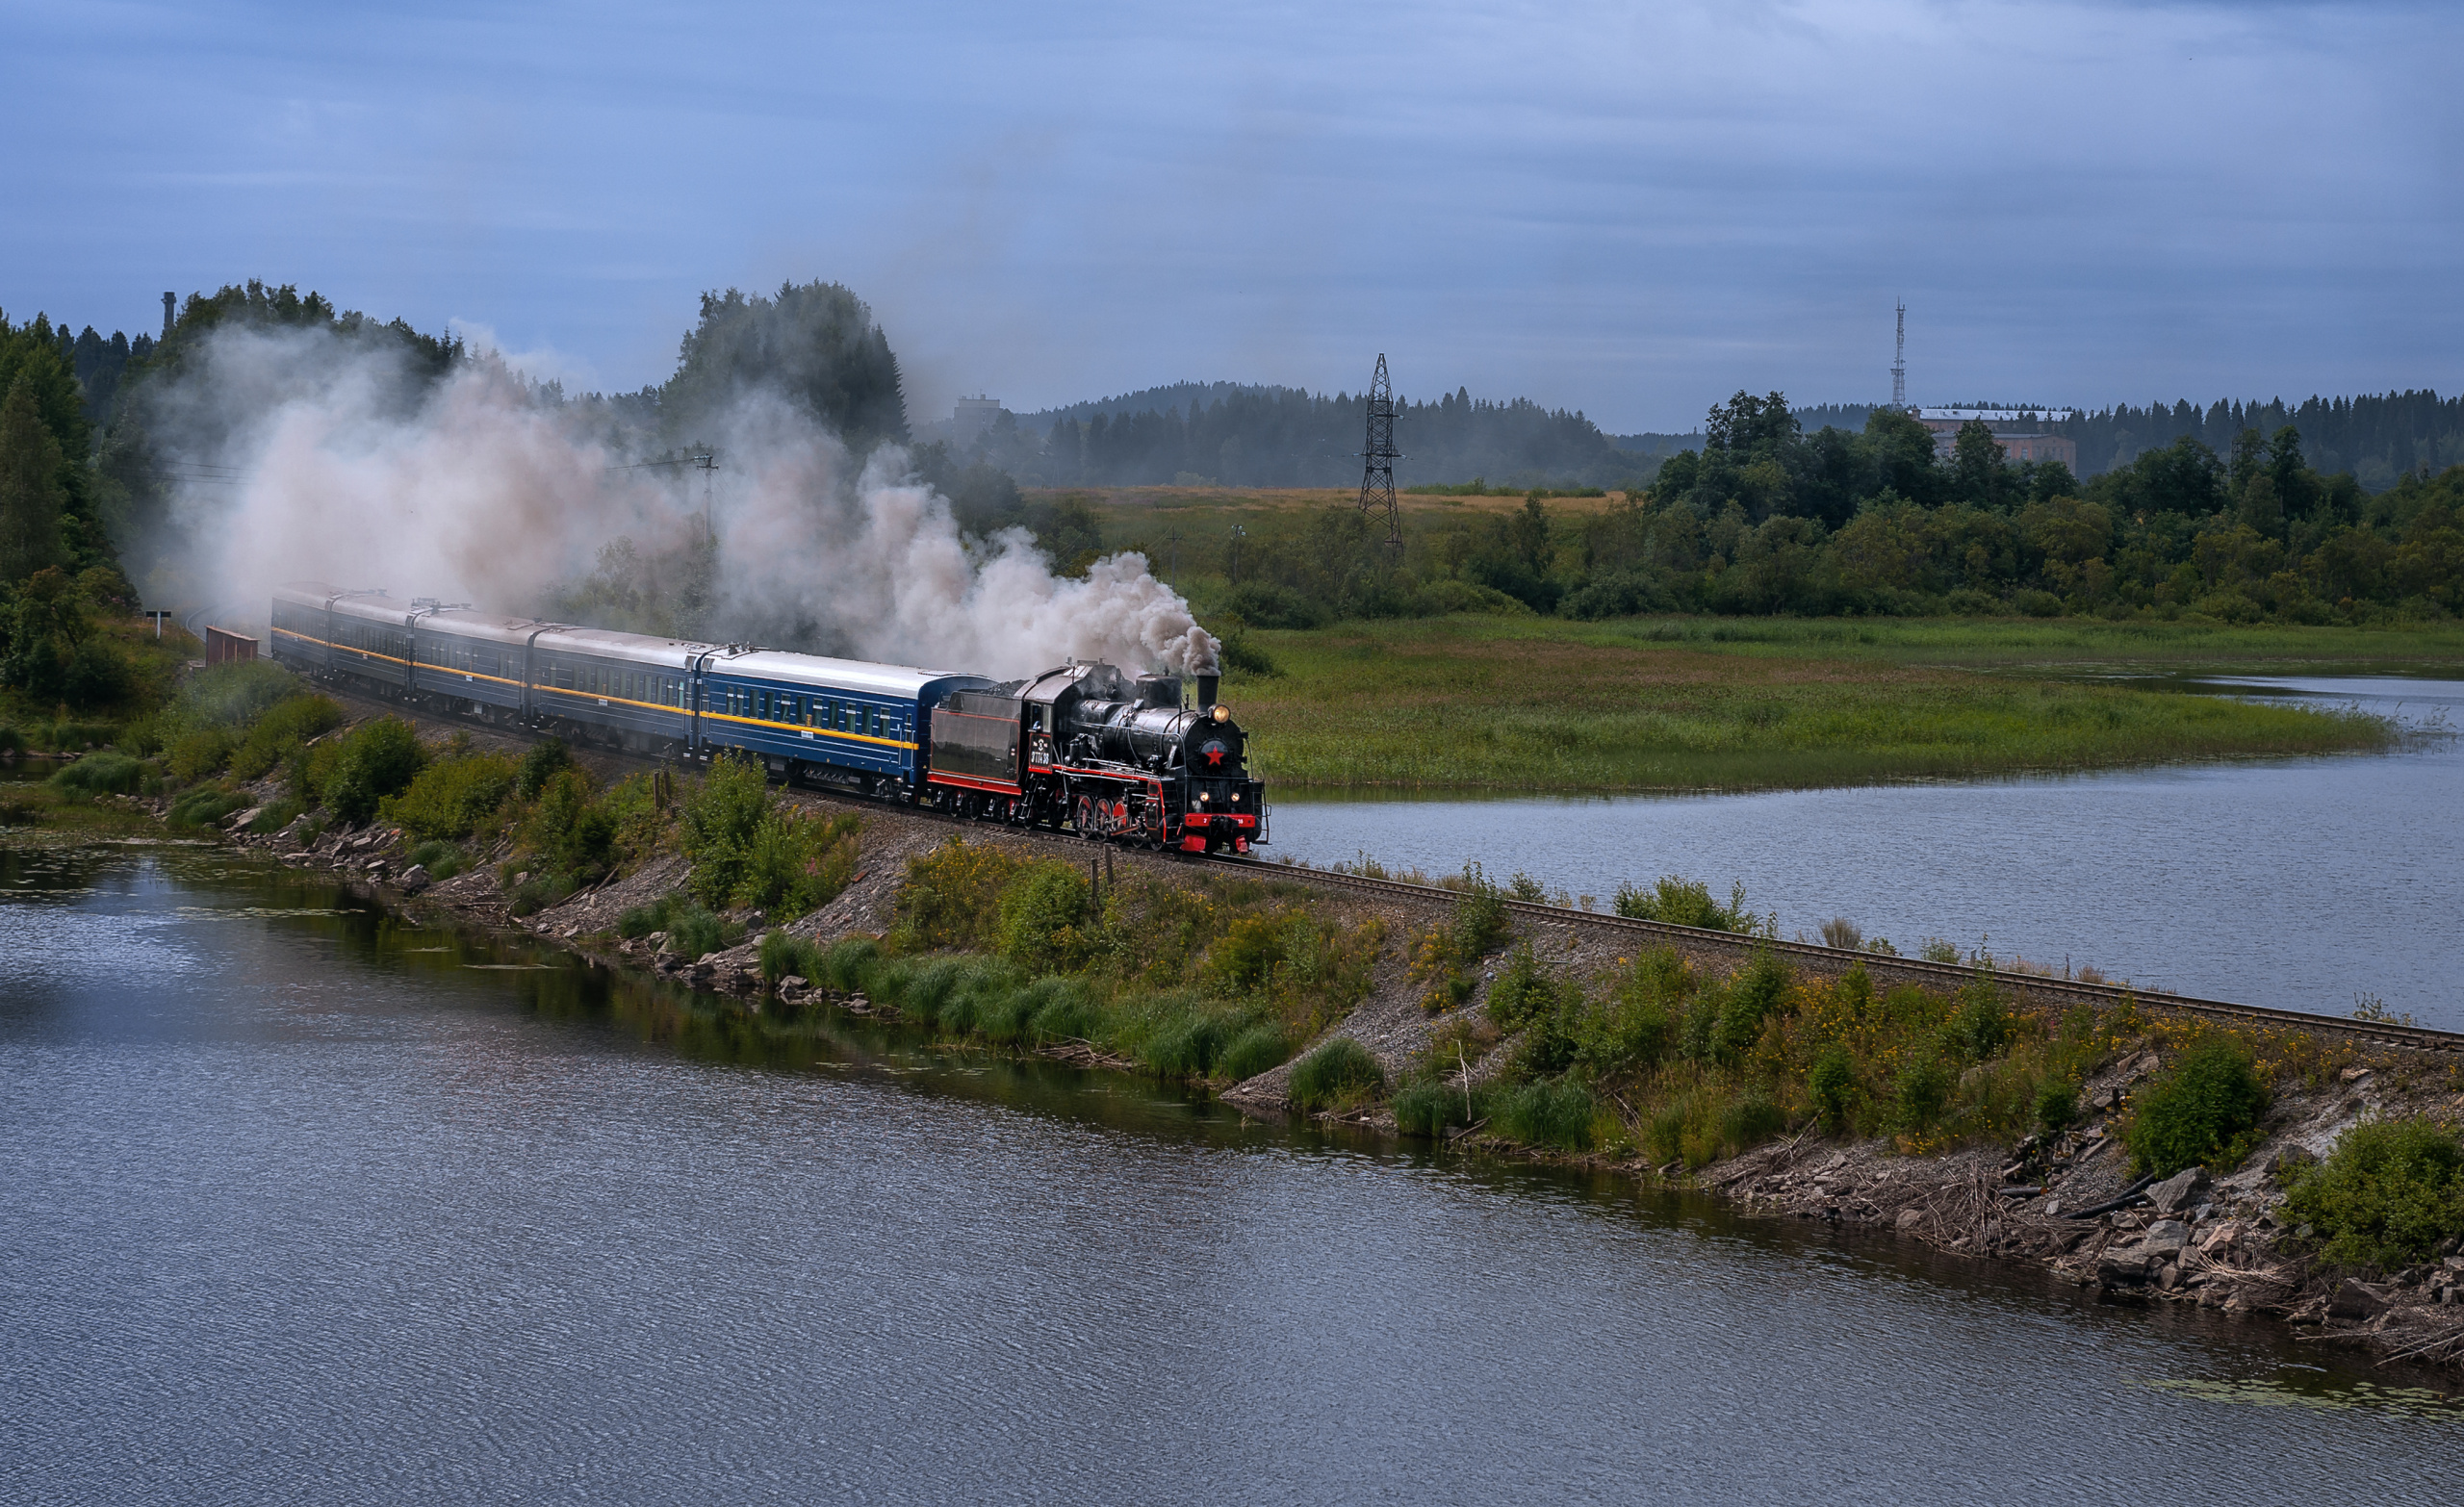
5,0,2457,431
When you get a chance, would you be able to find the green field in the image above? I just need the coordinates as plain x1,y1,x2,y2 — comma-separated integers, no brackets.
1220,616,2457,792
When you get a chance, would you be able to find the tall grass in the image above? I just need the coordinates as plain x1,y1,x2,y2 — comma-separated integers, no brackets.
48,753,147,797
1230,615,2403,792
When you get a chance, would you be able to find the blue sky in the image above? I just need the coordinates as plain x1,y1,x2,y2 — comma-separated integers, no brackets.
4,0,2457,431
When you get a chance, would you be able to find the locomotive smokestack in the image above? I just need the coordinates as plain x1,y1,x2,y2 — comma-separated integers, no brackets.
1196,673,1219,709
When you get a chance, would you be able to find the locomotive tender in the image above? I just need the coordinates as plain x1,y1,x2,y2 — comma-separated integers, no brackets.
267,582,1265,853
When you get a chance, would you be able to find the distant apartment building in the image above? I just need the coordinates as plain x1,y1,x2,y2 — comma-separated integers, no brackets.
1916,407,2078,470
952,395,1006,444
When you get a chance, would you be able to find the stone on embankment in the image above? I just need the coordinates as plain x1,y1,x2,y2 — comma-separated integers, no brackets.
2147,1167,2209,1215
2142,1219,2191,1256
2328,1279,2390,1321
2098,1246,2154,1285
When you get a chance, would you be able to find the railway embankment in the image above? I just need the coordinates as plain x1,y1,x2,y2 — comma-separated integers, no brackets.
26,680,2464,1382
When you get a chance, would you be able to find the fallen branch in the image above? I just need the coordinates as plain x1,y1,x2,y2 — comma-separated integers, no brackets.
2063,1174,2157,1220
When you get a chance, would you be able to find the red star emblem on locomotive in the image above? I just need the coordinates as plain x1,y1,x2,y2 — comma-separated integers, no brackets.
1202,741,1226,766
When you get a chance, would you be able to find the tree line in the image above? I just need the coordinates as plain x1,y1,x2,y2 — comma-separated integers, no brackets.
958,382,1640,491
948,386,2464,496
1177,393,2464,628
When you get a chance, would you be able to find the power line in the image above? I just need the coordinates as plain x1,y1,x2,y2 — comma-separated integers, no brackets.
609,449,719,544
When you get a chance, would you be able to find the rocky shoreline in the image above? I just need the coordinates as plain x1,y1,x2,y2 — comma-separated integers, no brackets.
123,761,2464,1387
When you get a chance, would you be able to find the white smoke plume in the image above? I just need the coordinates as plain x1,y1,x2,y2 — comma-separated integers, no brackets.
150,323,1220,678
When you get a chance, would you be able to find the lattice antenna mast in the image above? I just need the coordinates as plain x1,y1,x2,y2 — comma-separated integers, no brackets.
1891,302,1907,410
1358,353,1402,547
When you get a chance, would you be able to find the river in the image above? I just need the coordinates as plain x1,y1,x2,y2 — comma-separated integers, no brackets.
1268,676,2464,1030
2,837,2457,1504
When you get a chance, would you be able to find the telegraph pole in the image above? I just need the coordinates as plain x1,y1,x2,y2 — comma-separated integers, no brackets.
693,449,717,546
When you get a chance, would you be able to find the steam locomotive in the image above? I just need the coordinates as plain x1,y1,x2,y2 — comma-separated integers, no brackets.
267,582,1265,853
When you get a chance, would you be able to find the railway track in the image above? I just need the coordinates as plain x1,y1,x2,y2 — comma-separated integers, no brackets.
1196,856,2464,1056
321,681,2464,1057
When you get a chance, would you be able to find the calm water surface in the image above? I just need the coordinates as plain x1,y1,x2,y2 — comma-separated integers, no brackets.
3,839,2457,1504
1269,676,2464,1029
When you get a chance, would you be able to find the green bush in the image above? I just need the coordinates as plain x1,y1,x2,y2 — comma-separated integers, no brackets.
1572,950,1687,1078
1203,907,1322,995
514,738,574,799
1613,875,1751,931
2036,1079,2079,1135
1948,979,2011,1062
680,752,771,906
890,839,1023,952
1810,1045,1857,1132
229,694,346,780
1495,1079,1595,1151
1449,863,1509,958
2124,1038,2268,1177
1485,941,1558,1031
48,752,146,797
990,861,1089,975
321,717,427,823
384,752,518,840
1893,1054,1953,1133
1504,1003,1579,1082
166,728,234,784
523,768,615,880
1712,950,1791,1063
2281,1116,2464,1268
1288,1037,1384,1110
734,809,861,917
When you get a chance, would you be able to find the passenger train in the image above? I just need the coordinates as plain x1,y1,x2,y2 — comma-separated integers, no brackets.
267,582,1265,853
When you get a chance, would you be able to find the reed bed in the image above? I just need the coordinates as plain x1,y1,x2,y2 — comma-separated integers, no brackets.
1227,617,2406,792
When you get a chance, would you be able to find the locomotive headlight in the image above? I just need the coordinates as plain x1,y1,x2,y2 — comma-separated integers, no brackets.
1198,791,1210,802
1212,705,1230,722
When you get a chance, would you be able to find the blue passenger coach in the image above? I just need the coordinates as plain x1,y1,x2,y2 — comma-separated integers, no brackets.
270,581,990,796
696,648,988,799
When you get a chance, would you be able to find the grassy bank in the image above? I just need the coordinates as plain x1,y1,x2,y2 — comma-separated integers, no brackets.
749,837,1399,1093
758,840,1389,1094
1222,615,2425,792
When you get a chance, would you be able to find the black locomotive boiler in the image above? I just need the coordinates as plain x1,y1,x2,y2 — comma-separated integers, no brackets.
930,661,1265,853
